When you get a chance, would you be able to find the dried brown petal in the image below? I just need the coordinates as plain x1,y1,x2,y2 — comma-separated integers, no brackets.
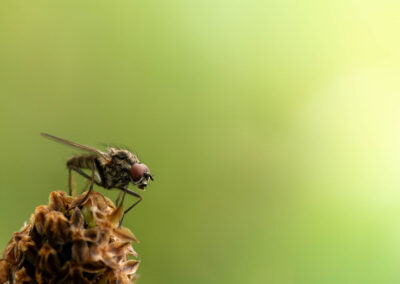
123,260,140,274
0,259,10,283
48,191,72,212
109,241,131,255
14,267,31,283
18,235,34,253
69,265,91,284
32,205,49,235
106,204,124,227
2,238,17,265
70,206,84,229
71,240,89,263
127,245,139,258
113,226,138,243
43,211,71,244
81,227,99,242
38,243,60,273
80,262,107,274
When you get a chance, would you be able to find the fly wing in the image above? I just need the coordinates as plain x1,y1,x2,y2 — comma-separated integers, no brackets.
41,133,110,161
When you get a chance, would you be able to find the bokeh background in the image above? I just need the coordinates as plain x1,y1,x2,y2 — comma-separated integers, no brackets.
1,1,400,283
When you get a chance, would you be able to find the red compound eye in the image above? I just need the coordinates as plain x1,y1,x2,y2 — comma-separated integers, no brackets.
130,163,149,182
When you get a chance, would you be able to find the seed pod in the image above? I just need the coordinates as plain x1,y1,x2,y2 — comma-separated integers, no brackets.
1,191,140,284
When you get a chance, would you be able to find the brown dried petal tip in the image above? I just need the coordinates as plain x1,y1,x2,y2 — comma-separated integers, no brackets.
1,191,140,284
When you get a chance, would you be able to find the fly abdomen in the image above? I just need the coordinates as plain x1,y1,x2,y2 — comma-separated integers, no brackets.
67,155,97,169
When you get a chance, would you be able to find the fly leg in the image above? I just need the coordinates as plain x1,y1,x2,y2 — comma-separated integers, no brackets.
115,191,123,207
68,163,99,208
118,188,143,227
68,165,102,187
81,178,93,194
76,162,95,208
68,168,72,195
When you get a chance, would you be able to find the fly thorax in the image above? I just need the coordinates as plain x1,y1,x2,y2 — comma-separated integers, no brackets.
102,151,131,188
101,148,140,188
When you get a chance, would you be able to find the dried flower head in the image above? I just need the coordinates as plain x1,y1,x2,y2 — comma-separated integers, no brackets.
0,191,140,284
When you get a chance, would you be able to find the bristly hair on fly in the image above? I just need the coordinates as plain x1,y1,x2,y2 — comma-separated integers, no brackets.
99,142,141,160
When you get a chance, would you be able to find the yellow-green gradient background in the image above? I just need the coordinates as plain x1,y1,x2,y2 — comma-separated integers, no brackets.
1,1,400,283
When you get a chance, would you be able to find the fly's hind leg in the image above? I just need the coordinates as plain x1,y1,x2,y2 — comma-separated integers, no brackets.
68,167,72,196
118,188,143,227
68,167,78,196
115,191,123,207
68,163,99,208
68,165,102,187
81,178,93,194
77,162,95,207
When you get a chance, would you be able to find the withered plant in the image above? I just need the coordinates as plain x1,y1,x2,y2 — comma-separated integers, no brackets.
0,190,140,284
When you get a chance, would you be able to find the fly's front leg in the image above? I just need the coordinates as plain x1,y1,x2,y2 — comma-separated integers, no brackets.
118,188,143,227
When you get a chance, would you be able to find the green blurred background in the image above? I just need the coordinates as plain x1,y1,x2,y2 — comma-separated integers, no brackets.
1,1,400,283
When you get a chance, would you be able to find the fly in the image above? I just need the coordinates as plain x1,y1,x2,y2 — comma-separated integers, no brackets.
41,133,153,225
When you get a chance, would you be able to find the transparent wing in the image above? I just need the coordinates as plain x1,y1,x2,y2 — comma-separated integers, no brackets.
41,133,109,160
